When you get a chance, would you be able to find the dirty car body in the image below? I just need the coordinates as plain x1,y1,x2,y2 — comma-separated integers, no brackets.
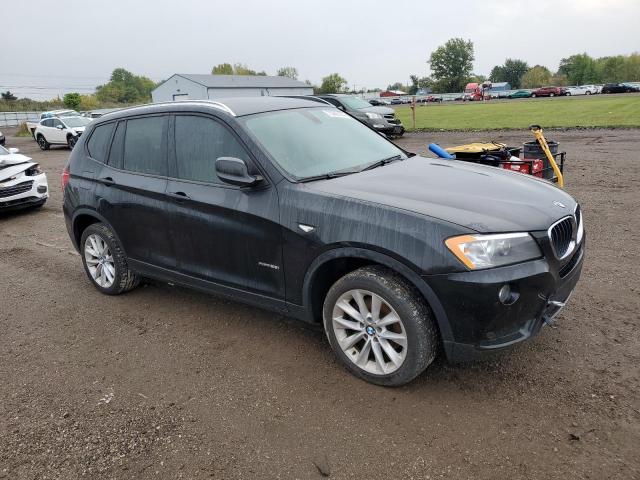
63,97,584,380
0,146,48,211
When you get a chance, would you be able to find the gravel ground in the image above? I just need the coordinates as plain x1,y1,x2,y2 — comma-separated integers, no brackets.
1,127,638,479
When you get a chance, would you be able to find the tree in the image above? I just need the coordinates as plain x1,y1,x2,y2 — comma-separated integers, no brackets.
428,38,474,93
63,92,81,110
212,63,234,75
558,53,599,85
597,55,626,82
277,67,298,79
489,59,528,88
387,82,405,91
95,68,156,104
318,73,347,94
1,91,17,101
520,65,552,88
211,63,267,76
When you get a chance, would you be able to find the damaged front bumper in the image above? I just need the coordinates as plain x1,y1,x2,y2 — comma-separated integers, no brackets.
0,172,48,211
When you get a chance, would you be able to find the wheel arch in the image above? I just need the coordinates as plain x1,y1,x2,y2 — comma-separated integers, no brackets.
71,208,126,256
301,246,454,344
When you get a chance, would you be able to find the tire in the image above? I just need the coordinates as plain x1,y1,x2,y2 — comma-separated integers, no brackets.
549,93,555,97
80,223,140,295
67,135,78,150
323,266,438,386
37,134,50,151
565,92,571,96
531,93,536,98
586,91,592,95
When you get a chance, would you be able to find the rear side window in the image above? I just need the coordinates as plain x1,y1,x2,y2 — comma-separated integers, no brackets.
174,115,249,183
123,116,167,176
86,123,115,163
41,119,53,127
107,121,125,169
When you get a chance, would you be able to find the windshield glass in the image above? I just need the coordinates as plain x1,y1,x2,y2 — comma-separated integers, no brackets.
241,107,406,180
337,96,375,110
63,116,91,128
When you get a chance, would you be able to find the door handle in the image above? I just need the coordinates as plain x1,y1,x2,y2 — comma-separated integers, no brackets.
169,191,190,201
99,176,115,186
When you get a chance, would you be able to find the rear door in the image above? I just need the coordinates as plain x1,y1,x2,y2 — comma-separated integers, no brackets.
94,115,175,270
166,113,284,299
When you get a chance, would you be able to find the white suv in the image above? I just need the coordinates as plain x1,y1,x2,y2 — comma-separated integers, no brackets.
34,116,92,150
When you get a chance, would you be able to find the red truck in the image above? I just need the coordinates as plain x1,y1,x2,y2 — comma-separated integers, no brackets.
531,86,568,98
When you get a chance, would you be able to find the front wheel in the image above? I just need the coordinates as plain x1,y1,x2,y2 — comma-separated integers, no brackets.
549,93,555,97
531,93,537,98
565,92,571,96
323,266,438,386
37,135,50,151
67,135,78,150
586,90,592,95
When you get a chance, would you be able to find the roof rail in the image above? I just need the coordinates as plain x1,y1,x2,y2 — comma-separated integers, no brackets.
110,100,236,116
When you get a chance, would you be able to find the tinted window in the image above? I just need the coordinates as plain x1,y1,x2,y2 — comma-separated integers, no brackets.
107,122,125,169
42,119,53,127
174,115,248,183
123,116,167,176
87,123,115,163
52,118,63,128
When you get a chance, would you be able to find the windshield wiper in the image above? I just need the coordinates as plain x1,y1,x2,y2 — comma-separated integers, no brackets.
298,169,359,183
359,154,403,172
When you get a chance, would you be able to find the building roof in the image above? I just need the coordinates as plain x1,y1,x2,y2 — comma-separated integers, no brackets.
97,97,326,121
168,74,311,89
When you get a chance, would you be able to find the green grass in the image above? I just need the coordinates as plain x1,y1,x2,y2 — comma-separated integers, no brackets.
395,95,640,131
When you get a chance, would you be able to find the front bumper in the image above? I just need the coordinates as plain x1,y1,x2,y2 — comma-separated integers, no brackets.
424,236,585,362
0,173,49,211
366,118,405,136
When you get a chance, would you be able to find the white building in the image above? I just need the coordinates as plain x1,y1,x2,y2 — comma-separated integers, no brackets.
152,74,313,102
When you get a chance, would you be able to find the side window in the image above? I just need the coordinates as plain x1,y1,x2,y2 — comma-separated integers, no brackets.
323,98,342,108
174,115,249,184
52,118,63,128
41,119,53,127
123,116,167,176
107,121,125,169
86,123,115,163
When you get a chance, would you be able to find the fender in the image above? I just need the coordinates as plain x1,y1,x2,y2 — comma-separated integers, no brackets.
69,207,127,257
300,246,454,343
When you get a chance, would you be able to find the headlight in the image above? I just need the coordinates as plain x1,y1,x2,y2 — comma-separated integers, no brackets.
365,112,382,119
445,233,541,270
26,164,44,176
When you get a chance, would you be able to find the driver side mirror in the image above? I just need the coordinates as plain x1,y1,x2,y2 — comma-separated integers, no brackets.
215,157,263,187
56,125,64,130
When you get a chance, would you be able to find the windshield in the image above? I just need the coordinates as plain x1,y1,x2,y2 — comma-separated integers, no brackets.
63,116,91,128
337,96,375,110
241,107,406,180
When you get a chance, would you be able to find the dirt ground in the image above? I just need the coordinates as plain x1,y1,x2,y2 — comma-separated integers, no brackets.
1,127,638,480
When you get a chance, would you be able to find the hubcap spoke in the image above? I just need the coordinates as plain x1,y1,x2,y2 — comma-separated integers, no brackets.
84,234,115,288
331,288,408,376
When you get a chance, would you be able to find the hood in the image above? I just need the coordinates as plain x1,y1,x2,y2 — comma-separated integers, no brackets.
306,156,577,232
356,105,395,115
0,153,36,181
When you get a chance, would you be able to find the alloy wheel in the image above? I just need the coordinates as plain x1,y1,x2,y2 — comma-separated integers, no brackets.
84,234,116,288
331,289,408,375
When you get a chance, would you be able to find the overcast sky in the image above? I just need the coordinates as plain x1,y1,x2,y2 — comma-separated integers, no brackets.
2,0,639,98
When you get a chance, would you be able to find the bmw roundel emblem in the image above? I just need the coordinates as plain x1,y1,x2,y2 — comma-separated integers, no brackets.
553,201,566,209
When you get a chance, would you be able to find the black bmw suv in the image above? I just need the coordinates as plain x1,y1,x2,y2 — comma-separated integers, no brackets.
63,97,584,386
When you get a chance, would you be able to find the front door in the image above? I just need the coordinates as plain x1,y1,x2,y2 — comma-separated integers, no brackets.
166,114,284,299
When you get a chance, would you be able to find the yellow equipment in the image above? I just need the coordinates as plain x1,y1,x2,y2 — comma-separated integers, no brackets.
529,125,564,188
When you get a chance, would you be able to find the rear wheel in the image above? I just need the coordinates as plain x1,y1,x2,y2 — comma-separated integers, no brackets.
531,93,537,98
586,90,592,95
37,135,50,151
549,93,555,97
80,223,140,295
323,266,438,386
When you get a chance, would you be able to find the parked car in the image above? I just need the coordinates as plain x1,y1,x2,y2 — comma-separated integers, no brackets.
565,86,589,96
34,115,92,150
389,97,403,105
62,98,585,386
508,90,532,99
26,109,81,137
0,130,4,146
579,85,601,94
601,83,639,93
369,99,390,106
313,94,404,137
531,86,568,97
0,145,48,211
